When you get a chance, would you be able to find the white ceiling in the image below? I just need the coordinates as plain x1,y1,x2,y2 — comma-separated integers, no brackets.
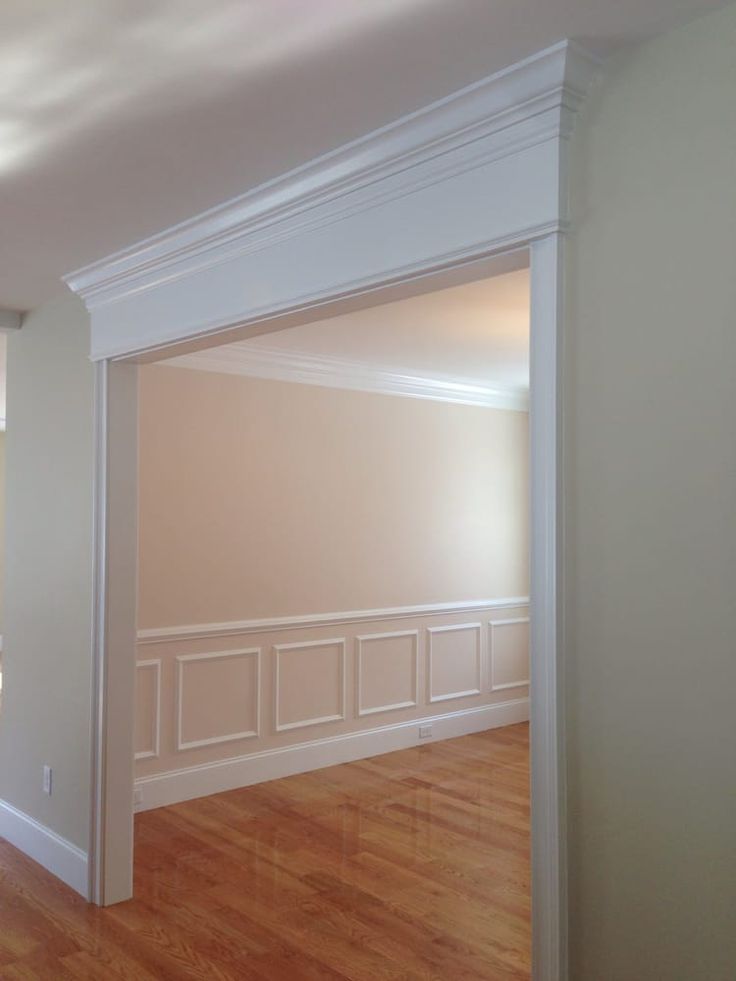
1,0,727,311
165,267,530,401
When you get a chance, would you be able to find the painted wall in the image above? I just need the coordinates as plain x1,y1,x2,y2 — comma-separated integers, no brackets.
566,6,736,978
138,364,529,626
0,431,5,635
0,293,94,852
135,365,529,800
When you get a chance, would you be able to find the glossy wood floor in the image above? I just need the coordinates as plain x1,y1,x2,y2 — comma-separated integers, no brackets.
0,723,530,980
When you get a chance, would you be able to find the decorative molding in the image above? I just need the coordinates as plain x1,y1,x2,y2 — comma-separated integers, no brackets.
0,308,22,331
489,617,530,692
356,630,419,717
134,697,529,812
65,41,598,315
137,597,529,645
166,344,528,411
428,622,483,703
0,798,88,898
135,659,161,760
274,638,346,732
176,648,261,751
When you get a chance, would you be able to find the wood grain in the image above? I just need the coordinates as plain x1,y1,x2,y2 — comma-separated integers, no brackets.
0,724,529,979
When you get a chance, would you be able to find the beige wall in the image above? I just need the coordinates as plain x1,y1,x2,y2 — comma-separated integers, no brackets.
566,7,736,978
0,293,94,850
138,364,529,627
136,365,529,790
0,431,5,634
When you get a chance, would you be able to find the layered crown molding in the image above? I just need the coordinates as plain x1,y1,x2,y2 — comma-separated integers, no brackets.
166,343,529,411
65,40,599,322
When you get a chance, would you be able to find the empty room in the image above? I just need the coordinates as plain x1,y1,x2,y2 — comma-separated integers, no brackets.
128,263,532,977
2,3,735,979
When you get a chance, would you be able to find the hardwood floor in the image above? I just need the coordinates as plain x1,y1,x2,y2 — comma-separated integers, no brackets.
0,723,530,980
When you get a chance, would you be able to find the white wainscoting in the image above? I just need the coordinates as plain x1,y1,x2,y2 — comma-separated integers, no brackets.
134,659,161,760
274,638,346,732
428,622,483,702
135,699,529,812
135,598,529,810
176,648,260,750
489,618,530,691
356,629,419,716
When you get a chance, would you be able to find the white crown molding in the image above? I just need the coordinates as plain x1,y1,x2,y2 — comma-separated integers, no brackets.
0,308,22,331
65,40,599,314
134,697,529,812
166,343,529,410
137,597,530,645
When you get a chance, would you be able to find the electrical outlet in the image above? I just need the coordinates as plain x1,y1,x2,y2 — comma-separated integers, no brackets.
133,787,143,809
42,765,53,795
419,724,433,740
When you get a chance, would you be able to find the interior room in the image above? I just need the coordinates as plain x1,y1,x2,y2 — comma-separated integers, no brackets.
3,5,735,978
130,264,532,973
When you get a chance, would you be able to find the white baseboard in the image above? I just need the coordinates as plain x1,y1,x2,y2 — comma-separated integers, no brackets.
0,798,88,898
135,697,529,812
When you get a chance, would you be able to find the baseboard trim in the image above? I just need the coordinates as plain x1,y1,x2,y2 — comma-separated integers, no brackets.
135,697,529,812
0,798,88,898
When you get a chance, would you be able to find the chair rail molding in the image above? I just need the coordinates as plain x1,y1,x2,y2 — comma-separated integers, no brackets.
69,36,600,981
64,39,599,362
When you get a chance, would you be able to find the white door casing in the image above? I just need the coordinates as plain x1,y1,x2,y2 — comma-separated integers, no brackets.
67,40,599,980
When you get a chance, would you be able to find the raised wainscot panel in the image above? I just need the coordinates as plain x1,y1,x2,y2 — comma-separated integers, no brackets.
176,648,260,750
428,622,482,703
274,638,346,732
490,618,530,691
135,659,161,760
356,630,419,716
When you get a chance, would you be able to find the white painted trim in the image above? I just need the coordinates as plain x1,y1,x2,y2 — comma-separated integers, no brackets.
134,698,529,812
489,618,531,692
82,38,596,975
137,597,529,645
273,638,346,733
427,622,483,703
134,659,161,760
166,345,528,411
530,233,566,980
356,630,419,717
88,359,107,905
0,308,22,331
65,40,599,318
176,648,261,751
0,798,88,897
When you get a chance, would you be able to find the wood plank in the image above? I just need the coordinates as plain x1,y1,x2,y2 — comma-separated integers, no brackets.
0,724,530,979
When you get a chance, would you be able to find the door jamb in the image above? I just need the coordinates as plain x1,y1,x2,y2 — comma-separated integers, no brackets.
89,233,567,977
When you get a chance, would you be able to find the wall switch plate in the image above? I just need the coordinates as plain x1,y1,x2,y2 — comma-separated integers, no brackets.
419,725,433,739
42,765,52,795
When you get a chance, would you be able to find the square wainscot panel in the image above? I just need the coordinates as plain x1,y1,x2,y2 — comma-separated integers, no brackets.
357,630,419,716
490,618,530,691
274,638,346,732
135,659,161,760
428,623,482,703
176,648,260,750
